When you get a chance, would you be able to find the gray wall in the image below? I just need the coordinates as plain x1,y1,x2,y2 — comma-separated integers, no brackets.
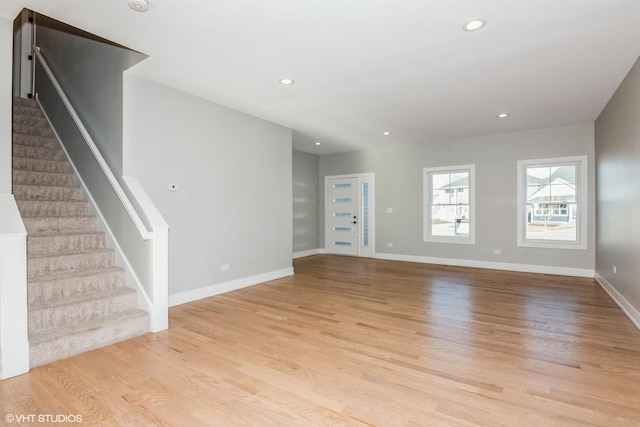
33,13,157,302
595,57,640,313
123,75,293,298
35,14,145,176
0,17,11,194
34,59,156,300
320,123,596,272
292,150,320,254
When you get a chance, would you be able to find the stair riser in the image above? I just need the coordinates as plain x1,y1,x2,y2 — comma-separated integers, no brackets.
12,170,76,187
28,233,106,256
12,123,55,138
13,157,68,173
23,217,97,234
12,133,57,148
28,250,115,279
13,144,65,161
14,185,82,201
29,291,139,333
29,311,149,368
17,200,89,217
28,269,126,306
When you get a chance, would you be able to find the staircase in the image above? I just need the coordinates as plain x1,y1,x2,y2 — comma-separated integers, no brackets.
12,97,149,368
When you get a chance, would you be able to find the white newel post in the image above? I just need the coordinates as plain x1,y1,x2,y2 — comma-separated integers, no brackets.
0,195,29,379
152,225,169,332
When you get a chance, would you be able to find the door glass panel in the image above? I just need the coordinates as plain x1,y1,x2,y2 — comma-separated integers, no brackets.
362,182,369,247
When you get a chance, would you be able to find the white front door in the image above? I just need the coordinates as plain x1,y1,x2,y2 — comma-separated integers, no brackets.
325,173,375,257
326,177,359,255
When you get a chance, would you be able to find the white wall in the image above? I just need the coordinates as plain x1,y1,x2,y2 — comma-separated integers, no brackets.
0,17,11,194
320,123,596,275
595,56,640,327
123,75,293,305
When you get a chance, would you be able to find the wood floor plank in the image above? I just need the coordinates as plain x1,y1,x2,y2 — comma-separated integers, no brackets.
2,255,640,426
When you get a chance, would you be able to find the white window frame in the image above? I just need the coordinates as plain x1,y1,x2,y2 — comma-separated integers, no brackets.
423,164,475,244
517,155,587,250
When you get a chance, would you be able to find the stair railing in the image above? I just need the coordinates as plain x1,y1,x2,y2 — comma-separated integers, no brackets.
32,46,168,333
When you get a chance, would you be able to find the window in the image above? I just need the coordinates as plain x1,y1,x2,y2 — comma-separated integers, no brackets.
517,156,587,249
423,164,475,244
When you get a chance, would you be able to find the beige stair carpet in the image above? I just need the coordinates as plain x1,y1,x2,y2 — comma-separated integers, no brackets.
12,97,149,368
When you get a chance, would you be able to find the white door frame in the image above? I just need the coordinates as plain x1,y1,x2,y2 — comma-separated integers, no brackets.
324,173,375,257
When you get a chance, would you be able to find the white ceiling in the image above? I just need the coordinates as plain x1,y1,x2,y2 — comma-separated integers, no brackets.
2,1,640,155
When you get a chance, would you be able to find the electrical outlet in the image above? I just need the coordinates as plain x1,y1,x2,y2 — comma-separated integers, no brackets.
387,207,393,214
492,249,501,255
221,264,230,272
387,243,394,247
612,265,617,274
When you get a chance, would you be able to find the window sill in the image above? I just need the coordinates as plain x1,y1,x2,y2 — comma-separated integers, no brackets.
517,240,587,250
424,237,476,245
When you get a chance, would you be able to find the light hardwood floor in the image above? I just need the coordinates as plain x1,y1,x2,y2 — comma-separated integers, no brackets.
2,255,640,426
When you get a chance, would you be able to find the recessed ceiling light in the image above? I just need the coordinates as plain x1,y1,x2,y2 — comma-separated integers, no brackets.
382,131,391,136
128,0,149,12
314,141,322,146
497,113,509,118
463,18,486,32
279,78,295,85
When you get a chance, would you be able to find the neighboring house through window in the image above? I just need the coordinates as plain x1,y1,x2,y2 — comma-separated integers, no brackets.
423,164,475,244
517,156,587,249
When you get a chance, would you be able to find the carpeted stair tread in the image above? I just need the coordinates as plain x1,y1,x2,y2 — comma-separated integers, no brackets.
12,169,76,187
28,248,115,279
12,144,65,160
22,216,97,233
27,230,106,255
13,184,83,201
13,97,39,107
30,285,136,311
12,123,56,138
12,133,57,148
28,266,126,306
29,309,149,367
12,156,69,173
17,199,89,217
29,308,148,344
29,286,139,332
13,110,42,119
13,115,49,128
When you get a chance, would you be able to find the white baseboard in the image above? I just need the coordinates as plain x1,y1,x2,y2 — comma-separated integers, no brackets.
373,252,594,278
169,267,294,307
293,249,322,259
595,272,640,330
